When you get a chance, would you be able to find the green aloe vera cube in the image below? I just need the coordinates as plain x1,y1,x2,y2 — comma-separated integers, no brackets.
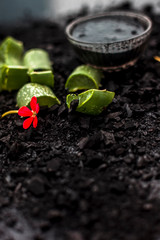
23,49,54,88
17,83,60,108
65,65,103,92
23,49,52,70
0,37,24,66
0,65,28,92
28,69,54,88
66,89,115,115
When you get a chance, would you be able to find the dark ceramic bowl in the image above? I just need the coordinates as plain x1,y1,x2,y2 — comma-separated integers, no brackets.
66,11,152,71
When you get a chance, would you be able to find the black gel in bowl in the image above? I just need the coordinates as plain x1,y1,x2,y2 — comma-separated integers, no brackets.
66,11,152,71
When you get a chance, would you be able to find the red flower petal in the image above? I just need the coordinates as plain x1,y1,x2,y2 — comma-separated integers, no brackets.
23,117,34,129
33,116,38,128
36,103,40,114
18,106,32,117
30,96,37,112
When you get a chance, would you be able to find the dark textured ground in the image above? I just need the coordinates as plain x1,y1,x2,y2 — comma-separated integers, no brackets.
0,3,160,240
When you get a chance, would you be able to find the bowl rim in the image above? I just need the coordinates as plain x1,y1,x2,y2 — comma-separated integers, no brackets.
65,11,152,45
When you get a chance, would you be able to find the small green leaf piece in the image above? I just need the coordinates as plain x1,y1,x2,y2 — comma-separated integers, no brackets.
0,65,28,91
23,49,52,70
65,65,103,92
66,89,115,115
0,37,24,66
28,69,54,88
23,49,54,88
17,83,60,108
0,37,27,91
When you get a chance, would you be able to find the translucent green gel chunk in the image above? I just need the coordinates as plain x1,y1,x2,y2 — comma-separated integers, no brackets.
65,65,103,92
28,70,54,88
0,65,28,92
17,83,60,108
66,89,115,115
23,49,54,88
0,36,24,66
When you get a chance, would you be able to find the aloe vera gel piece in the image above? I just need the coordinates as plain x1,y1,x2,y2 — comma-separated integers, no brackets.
65,65,103,92
0,37,24,66
66,89,115,115
0,65,28,91
0,37,27,91
23,49,54,88
23,49,52,70
17,83,60,108
28,70,54,88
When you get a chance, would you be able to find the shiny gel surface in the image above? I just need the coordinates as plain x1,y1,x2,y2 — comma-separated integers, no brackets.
72,16,145,43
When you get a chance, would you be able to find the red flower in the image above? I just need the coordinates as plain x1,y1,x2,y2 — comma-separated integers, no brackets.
18,96,40,129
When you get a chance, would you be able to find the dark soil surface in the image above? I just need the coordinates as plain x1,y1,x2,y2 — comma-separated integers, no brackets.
1,3,160,240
